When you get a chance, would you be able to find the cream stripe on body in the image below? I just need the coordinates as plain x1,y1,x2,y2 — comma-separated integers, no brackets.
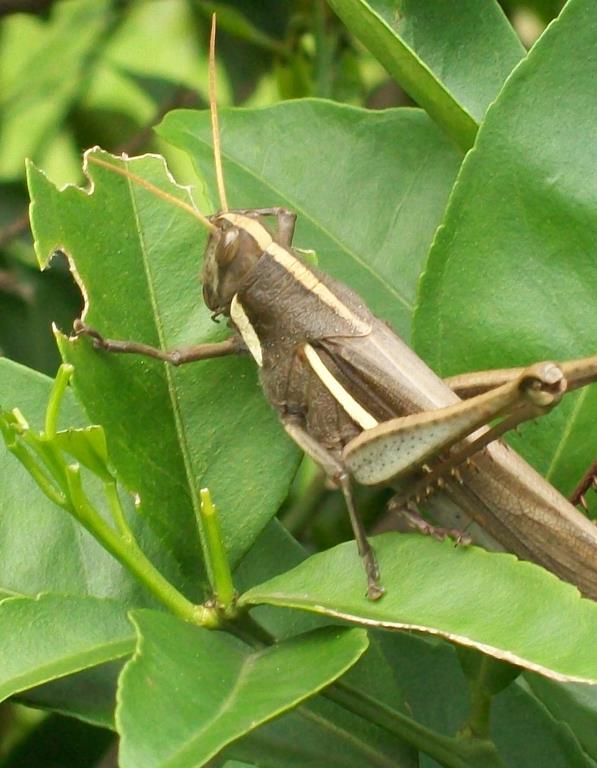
303,344,378,430
231,288,376,429
230,294,263,367
221,213,370,333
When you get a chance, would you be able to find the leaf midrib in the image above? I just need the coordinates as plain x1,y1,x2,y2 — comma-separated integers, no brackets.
124,173,204,566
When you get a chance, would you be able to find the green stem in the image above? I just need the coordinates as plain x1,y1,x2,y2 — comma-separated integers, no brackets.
327,681,465,768
27,435,69,493
44,364,73,439
104,480,133,540
65,465,218,628
325,681,507,768
198,488,235,610
314,0,332,98
464,656,493,739
457,650,520,742
7,441,66,508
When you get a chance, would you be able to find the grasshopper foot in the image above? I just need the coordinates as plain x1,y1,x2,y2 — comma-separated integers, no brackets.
73,319,108,350
362,547,385,601
367,582,385,601
570,456,597,511
391,501,473,547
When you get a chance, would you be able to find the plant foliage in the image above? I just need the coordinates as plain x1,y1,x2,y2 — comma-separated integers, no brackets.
0,1,595,767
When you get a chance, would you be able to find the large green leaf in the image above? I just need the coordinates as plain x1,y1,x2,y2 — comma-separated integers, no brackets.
413,0,597,503
117,611,368,768
27,150,299,582
158,101,462,338
0,594,133,703
326,0,525,149
240,533,597,684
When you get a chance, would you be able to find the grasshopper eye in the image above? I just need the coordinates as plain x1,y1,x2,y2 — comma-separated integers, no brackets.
217,227,240,265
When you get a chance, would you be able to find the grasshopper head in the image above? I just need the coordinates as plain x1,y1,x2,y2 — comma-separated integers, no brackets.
201,213,265,316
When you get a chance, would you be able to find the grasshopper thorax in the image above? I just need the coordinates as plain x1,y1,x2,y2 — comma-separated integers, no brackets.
201,212,267,316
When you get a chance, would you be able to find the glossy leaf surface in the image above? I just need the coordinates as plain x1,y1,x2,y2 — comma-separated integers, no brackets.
241,533,597,684
117,611,368,768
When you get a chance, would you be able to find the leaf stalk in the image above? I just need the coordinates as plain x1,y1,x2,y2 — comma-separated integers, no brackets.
198,488,236,612
44,363,73,439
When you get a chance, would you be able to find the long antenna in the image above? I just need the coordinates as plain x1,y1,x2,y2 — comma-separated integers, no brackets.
209,13,229,212
88,155,217,234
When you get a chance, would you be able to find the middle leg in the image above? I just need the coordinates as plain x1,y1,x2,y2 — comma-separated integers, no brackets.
283,415,384,600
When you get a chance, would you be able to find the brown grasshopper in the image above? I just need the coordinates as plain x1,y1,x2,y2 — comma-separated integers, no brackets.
74,17,597,601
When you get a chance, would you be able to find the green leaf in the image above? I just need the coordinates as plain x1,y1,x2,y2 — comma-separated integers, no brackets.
53,425,110,480
117,611,369,768
413,0,597,503
240,533,597,684
325,0,525,149
228,521,417,768
0,594,133,703
492,684,597,768
525,674,597,761
158,101,462,340
19,660,122,731
27,150,299,582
